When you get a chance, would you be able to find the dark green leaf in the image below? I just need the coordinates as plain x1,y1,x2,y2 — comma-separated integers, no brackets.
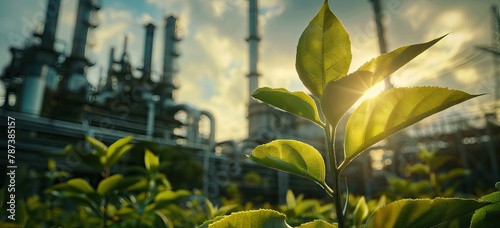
437,168,470,183
471,191,500,227
321,71,372,126
365,198,490,228
207,209,288,228
341,87,479,170
97,174,123,196
296,0,351,98
252,87,324,126
155,190,191,208
249,140,330,192
298,220,338,228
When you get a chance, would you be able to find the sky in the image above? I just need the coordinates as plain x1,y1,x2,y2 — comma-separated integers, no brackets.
0,0,498,141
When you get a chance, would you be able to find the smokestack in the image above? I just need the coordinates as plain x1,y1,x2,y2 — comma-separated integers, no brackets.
108,47,115,73
162,16,179,100
41,0,61,50
247,0,260,103
63,0,99,97
71,0,98,58
143,23,155,81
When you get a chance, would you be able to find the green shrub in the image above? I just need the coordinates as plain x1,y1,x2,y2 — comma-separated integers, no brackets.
201,1,498,227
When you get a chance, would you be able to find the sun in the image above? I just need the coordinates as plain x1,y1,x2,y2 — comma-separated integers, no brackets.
359,82,385,102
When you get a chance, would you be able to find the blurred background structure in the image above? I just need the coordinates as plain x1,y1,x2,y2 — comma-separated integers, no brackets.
1,0,499,204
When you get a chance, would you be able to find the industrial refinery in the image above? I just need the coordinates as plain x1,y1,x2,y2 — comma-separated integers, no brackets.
1,0,499,205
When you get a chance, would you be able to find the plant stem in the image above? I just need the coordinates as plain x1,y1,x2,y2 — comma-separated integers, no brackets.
325,122,345,228
103,197,108,228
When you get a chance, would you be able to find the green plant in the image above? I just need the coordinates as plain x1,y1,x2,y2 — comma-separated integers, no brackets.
0,136,223,227
201,1,495,227
385,147,471,199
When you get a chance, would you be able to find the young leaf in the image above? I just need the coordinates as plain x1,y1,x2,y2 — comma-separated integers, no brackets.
206,209,289,228
471,191,500,227
50,178,95,195
357,35,446,87
249,140,330,193
155,190,191,208
341,87,479,170
352,196,369,227
85,136,108,156
106,135,133,167
296,0,351,98
145,149,160,174
97,174,124,196
321,71,372,126
252,87,324,127
286,189,297,209
298,220,338,228
365,198,490,228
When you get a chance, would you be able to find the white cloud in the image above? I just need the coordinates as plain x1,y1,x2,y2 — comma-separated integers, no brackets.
454,67,478,84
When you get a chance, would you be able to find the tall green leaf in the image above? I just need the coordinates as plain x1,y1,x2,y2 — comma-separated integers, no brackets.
106,136,134,168
249,140,330,192
352,196,369,227
365,198,490,228
341,87,479,170
321,71,372,126
145,149,160,174
206,209,289,228
286,190,297,209
252,87,324,127
357,35,446,86
85,136,108,156
97,174,123,196
296,0,351,98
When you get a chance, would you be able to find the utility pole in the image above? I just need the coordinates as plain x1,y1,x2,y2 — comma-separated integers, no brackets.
369,0,393,89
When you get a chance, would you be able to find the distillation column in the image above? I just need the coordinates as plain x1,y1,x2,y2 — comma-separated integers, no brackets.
246,0,268,137
19,0,61,115
143,23,155,83
159,16,179,105
63,0,100,100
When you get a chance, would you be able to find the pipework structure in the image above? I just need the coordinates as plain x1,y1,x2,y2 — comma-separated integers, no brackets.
0,0,215,176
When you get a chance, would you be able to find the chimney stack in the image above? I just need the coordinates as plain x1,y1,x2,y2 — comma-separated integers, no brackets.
247,0,260,103
161,16,179,101
41,0,61,50
143,23,156,81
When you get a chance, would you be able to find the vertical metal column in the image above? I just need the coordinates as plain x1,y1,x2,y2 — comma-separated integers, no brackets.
369,0,393,89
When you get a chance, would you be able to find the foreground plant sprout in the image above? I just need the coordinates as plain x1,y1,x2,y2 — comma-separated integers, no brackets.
201,1,499,227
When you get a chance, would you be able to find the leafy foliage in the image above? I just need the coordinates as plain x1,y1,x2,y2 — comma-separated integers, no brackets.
365,198,490,228
249,140,331,193
341,87,477,170
247,0,489,227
